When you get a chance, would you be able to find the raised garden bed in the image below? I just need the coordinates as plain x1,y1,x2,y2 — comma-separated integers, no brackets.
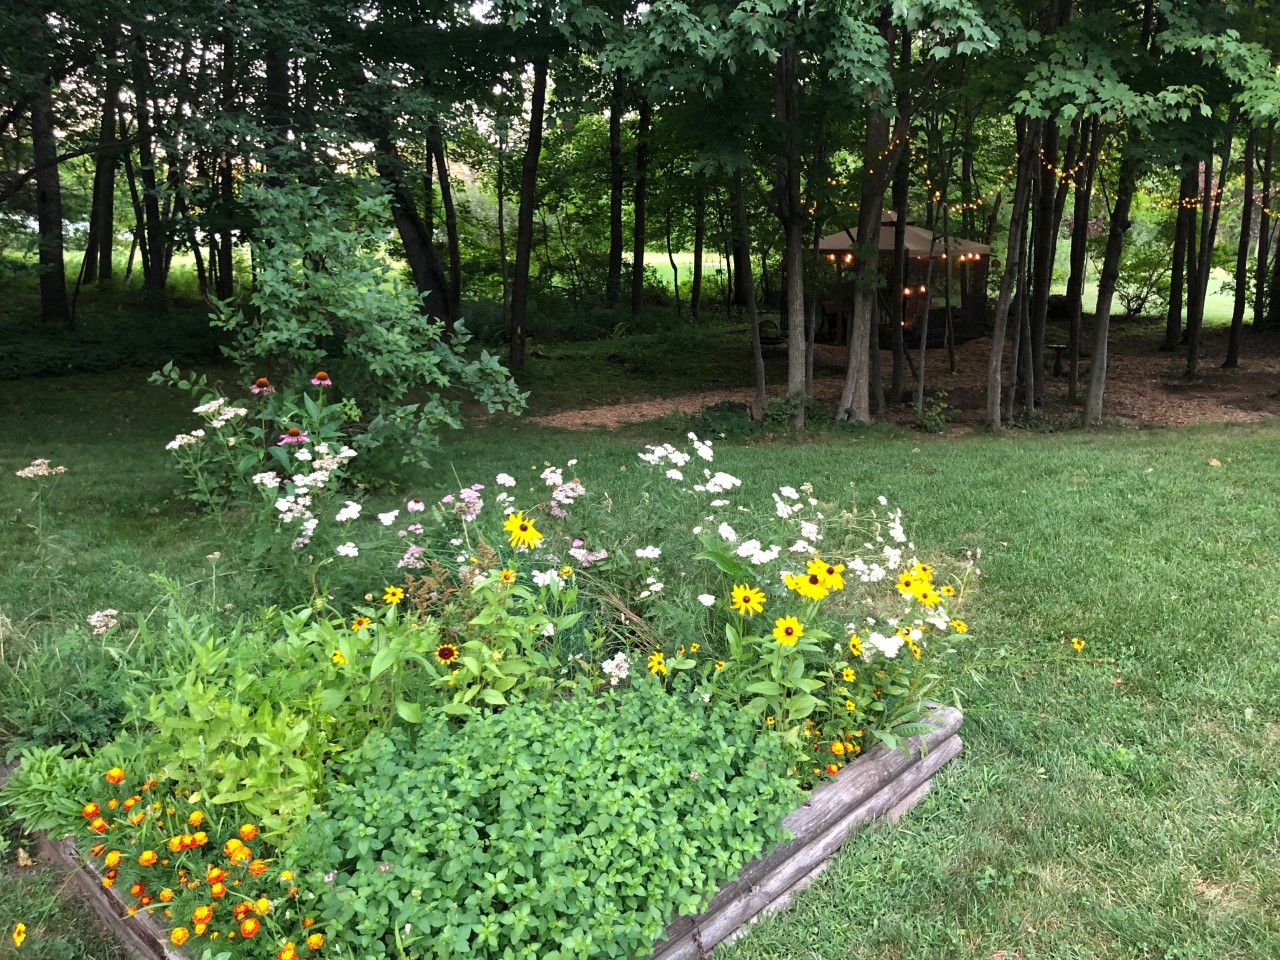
7,704,961,960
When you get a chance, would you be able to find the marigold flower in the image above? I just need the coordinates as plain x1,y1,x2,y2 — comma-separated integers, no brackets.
105,767,125,784
208,865,228,883
729,584,765,616
278,942,297,960
350,616,371,631
279,870,293,882
139,895,152,907
188,810,204,827
89,843,106,858
89,817,108,834
503,511,543,550
248,859,269,877
210,881,227,898
307,932,325,950
240,917,261,938
102,875,115,888
194,923,207,936
831,741,846,757
170,927,190,946
107,798,119,810
647,650,667,676
255,897,272,915
82,802,100,819
193,831,208,846
222,838,244,857
238,823,258,843
129,881,145,897
302,917,315,928
192,905,214,925
159,888,174,903
772,616,804,646
137,850,157,867
382,585,405,605
435,643,460,666
123,795,141,811
104,850,121,867
827,763,840,776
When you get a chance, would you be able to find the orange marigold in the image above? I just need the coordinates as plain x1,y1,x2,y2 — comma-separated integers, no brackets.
171,927,190,946
240,917,261,938
192,905,214,926
105,767,125,784
248,859,269,877
306,933,324,950
82,802,100,819
89,817,108,834
139,850,158,867
239,823,259,841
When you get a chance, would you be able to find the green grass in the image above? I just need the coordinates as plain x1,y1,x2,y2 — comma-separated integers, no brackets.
0,859,125,960
3,368,1280,958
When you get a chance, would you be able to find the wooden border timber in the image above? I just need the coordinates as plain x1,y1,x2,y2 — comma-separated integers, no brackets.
645,703,964,960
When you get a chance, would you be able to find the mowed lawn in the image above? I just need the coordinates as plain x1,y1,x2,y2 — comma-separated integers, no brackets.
2,368,1279,960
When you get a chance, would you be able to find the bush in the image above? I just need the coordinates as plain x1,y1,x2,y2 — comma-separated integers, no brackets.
295,684,796,960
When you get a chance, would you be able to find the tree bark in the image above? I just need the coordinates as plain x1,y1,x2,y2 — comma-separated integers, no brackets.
1225,127,1256,368
735,171,768,419
773,46,808,426
1255,124,1272,327
890,151,909,403
691,187,705,320
606,80,624,308
1187,113,1236,375
130,38,168,307
85,75,119,284
429,127,461,329
986,119,1040,427
1028,123,1060,405
1162,167,1195,351
1084,152,1138,426
1065,118,1099,401
31,82,71,328
373,131,451,324
509,56,548,374
630,98,651,316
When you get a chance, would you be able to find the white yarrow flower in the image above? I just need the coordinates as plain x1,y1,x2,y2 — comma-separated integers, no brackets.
336,542,359,558
697,594,716,607
378,510,400,526
635,545,662,559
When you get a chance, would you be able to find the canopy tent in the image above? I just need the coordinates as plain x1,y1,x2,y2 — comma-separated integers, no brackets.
816,221,991,348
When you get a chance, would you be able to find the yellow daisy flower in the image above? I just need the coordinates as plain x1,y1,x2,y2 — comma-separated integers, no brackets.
729,584,766,616
503,511,543,550
772,616,804,646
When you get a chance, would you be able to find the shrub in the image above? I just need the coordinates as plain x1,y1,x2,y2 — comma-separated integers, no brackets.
294,684,796,960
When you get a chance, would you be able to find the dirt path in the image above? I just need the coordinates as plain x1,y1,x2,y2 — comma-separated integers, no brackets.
528,328,1280,431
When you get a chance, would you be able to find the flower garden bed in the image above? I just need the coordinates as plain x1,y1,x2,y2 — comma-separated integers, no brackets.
5,705,960,960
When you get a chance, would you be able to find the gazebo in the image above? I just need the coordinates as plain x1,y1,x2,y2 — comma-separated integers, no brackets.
817,214,991,348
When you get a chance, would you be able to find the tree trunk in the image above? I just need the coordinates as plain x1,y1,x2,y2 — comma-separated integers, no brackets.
1225,127,1256,368
986,119,1040,427
31,82,71,328
130,38,168,308
630,98,651,316
890,144,909,403
429,127,461,330
772,47,808,426
85,76,119,284
1028,123,1060,405
665,205,681,319
509,56,548,374
1162,168,1195,351
1065,118,1100,401
735,172,768,419
691,188,705,320
606,81,624,308
1255,124,1272,327
373,132,451,324
497,137,510,332
1187,113,1236,375
1084,152,1138,426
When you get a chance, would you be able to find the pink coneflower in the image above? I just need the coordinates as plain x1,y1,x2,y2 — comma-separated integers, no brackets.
406,498,426,513
250,377,273,395
310,371,332,387
277,427,310,445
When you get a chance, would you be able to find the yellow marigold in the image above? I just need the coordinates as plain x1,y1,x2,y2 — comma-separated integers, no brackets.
159,888,174,903
248,859,269,877
240,918,261,938
82,802,100,819
187,810,204,827
255,897,271,916
192,905,214,925
831,741,846,756
729,584,765,616
239,823,259,842
104,850,122,868
170,927,190,946
138,850,158,867
503,511,543,550
222,839,243,857
105,767,125,784
772,616,804,646
306,933,325,950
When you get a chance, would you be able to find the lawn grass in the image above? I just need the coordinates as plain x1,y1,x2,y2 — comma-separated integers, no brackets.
3,369,1279,959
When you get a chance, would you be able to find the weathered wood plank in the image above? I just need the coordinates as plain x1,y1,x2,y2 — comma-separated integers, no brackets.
647,705,963,960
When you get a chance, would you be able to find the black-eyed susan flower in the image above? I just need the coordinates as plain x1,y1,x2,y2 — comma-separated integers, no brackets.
331,649,347,664
647,651,667,675
499,568,517,584
350,616,371,631
1071,637,1085,651
383,586,405,605
949,619,968,634
503,511,543,550
807,558,846,591
729,584,765,616
435,643,460,665
772,616,804,646
785,572,829,602
841,667,856,683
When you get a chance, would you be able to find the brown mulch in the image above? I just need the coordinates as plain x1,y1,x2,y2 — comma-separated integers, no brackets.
527,326,1280,431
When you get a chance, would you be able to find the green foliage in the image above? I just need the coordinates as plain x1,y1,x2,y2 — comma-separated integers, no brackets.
294,685,796,960
915,389,956,434
0,744,96,835
212,178,527,466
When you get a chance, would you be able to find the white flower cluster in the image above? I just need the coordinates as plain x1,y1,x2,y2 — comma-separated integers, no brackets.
15,459,67,478
87,608,119,636
496,472,516,487
735,539,780,565
568,541,608,567
601,652,630,687
637,576,664,600
336,542,359,557
637,443,692,467
532,569,564,589
695,470,741,494
165,429,206,451
635,545,661,559
335,501,362,522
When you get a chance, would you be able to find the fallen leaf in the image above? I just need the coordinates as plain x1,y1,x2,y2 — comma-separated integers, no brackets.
1209,458,1221,467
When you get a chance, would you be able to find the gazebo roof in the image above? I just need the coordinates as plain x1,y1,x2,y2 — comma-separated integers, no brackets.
819,224,990,258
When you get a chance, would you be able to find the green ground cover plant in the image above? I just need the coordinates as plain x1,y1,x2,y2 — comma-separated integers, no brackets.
2,369,1279,959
